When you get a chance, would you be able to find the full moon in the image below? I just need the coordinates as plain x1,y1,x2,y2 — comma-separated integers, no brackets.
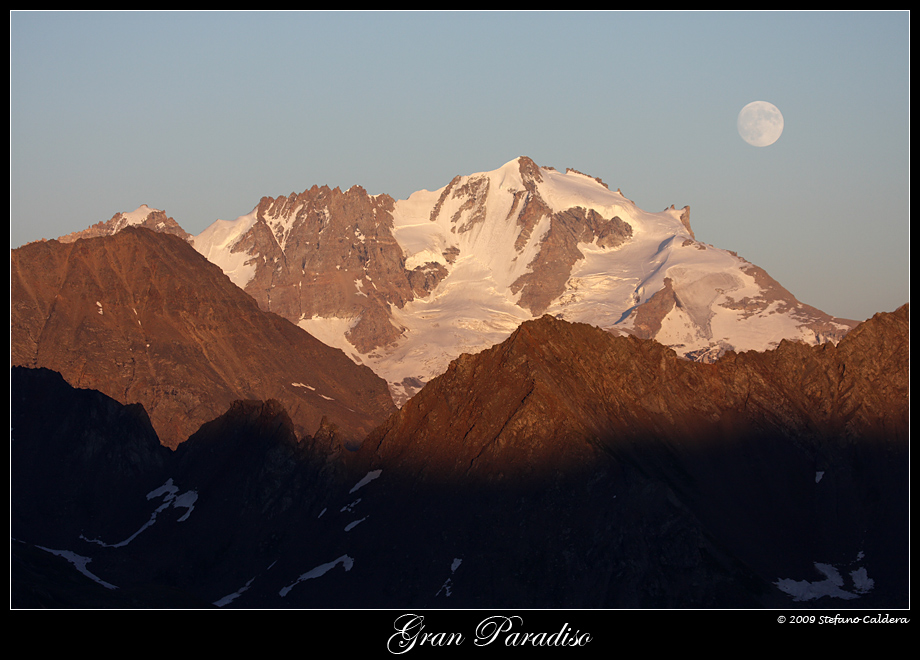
737,101,784,147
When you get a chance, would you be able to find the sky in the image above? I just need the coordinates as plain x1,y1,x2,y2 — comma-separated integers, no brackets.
10,11,909,322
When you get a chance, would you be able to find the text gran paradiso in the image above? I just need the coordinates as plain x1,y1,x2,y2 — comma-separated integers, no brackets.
387,614,592,653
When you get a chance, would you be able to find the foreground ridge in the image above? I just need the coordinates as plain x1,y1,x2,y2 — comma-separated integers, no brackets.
358,304,908,480
11,305,908,608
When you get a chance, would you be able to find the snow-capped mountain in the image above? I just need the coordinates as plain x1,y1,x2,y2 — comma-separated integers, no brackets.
191,156,857,403
58,204,192,244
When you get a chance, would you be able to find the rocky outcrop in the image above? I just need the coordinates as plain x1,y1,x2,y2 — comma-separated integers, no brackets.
630,276,679,340
222,185,448,354
10,226,396,448
674,204,694,239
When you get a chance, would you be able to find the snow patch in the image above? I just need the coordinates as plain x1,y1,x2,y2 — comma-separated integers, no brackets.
213,576,255,607
344,517,366,532
120,204,158,227
80,478,197,548
340,498,361,513
279,555,354,597
36,546,118,590
775,556,874,602
436,557,464,598
297,315,360,359
193,209,260,288
349,469,382,494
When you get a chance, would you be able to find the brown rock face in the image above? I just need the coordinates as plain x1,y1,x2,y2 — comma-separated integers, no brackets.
234,185,446,354
631,276,679,339
358,305,909,481
11,226,396,448
717,303,909,442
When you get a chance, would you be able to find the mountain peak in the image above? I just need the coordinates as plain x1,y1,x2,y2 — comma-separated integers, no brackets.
10,226,396,448
57,205,192,244
195,158,861,402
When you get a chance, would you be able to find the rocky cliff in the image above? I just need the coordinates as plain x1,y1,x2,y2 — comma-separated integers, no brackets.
193,184,448,357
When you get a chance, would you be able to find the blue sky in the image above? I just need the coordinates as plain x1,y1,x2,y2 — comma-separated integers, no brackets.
10,11,909,321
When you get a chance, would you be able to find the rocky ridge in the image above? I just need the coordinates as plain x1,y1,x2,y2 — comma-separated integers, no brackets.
345,305,908,606
358,305,908,480
10,226,396,449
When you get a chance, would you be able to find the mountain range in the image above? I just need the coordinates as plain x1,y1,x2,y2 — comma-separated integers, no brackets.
10,157,908,609
47,156,858,405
